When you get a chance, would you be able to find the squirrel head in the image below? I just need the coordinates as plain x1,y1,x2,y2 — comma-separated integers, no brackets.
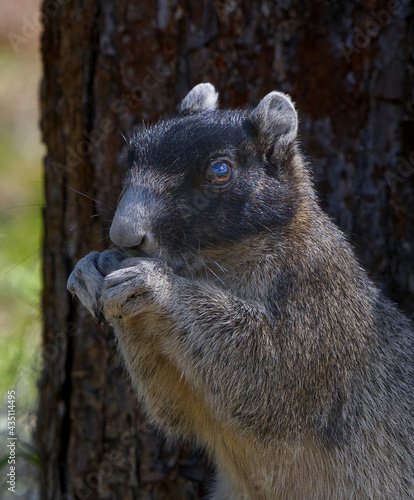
110,83,312,275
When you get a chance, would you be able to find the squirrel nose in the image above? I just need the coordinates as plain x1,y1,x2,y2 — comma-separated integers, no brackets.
110,186,159,252
125,242,143,252
109,214,144,249
121,234,158,256
120,238,145,252
110,219,158,255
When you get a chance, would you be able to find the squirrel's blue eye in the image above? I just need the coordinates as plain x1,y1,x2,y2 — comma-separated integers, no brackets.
206,162,233,187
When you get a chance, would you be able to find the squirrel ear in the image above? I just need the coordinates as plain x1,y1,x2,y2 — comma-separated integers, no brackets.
180,83,219,115
250,91,298,162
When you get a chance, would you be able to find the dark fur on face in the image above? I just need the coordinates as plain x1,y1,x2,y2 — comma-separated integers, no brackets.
115,103,308,276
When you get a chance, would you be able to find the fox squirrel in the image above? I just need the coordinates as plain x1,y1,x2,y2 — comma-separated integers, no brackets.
68,83,414,499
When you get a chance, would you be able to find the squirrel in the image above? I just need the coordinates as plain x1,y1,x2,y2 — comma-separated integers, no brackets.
67,83,414,499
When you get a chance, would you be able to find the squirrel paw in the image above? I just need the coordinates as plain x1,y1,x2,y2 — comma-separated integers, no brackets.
100,258,169,321
67,249,126,323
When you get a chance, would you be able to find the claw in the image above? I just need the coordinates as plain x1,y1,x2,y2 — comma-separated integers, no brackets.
94,310,109,325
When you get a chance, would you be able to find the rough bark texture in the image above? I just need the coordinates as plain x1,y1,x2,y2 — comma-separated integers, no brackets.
37,0,414,498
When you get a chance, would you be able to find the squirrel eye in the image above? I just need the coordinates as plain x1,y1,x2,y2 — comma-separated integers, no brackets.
206,162,233,186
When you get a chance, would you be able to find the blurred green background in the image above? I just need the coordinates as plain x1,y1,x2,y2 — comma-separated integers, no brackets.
0,0,43,496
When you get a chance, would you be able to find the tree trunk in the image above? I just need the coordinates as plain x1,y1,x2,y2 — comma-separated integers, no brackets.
36,0,414,498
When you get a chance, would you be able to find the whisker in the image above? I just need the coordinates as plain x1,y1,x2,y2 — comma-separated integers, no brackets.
60,182,115,211
165,232,243,282
255,221,276,236
197,259,225,286
52,197,106,209
115,125,128,145
6,247,43,273
194,238,220,249
96,235,112,246
4,204,44,210
177,243,230,285
198,252,230,275
67,222,108,234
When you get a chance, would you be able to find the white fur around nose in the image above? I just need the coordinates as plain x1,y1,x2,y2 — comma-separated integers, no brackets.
110,186,158,248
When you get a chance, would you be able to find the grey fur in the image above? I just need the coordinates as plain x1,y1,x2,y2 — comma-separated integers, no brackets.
250,91,298,160
179,82,219,114
68,86,414,499
67,250,126,321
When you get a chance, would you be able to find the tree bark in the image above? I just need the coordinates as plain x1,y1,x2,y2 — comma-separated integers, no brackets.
36,0,414,498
